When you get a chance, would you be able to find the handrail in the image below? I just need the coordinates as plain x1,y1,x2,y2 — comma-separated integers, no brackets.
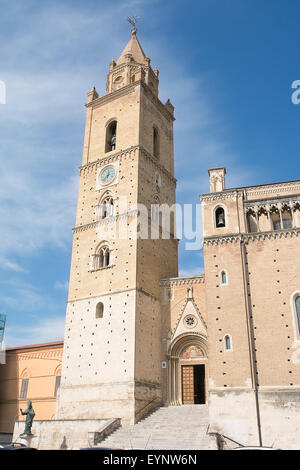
136,397,160,418
208,430,244,449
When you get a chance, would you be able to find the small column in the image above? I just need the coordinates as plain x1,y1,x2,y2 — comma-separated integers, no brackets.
167,357,172,406
278,203,283,229
255,210,260,232
266,204,273,231
170,358,176,406
289,202,296,228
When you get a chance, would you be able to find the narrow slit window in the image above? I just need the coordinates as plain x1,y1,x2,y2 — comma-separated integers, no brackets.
221,271,227,284
54,376,61,397
20,378,29,399
225,336,231,350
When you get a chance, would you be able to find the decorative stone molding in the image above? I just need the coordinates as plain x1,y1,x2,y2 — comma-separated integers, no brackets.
16,351,62,361
79,145,176,186
171,298,207,338
169,331,208,355
73,210,139,233
244,228,300,243
86,82,138,109
141,81,175,122
245,181,300,198
73,221,98,233
245,195,300,215
86,79,174,121
203,228,300,245
88,264,115,273
203,235,242,246
160,275,205,287
201,181,300,203
200,190,242,202
80,146,138,176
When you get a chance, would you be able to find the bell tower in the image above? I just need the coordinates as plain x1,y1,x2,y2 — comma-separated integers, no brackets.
56,26,178,424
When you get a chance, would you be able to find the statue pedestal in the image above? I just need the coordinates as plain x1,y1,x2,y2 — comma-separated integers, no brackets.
15,434,35,448
13,418,120,450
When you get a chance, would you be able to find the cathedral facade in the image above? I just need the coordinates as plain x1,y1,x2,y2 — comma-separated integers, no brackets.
53,29,300,449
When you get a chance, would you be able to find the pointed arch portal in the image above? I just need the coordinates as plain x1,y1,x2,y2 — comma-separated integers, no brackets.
168,333,208,406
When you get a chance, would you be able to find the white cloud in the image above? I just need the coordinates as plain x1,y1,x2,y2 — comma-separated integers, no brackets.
0,171,78,260
2,260,28,273
0,0,261,348
4,315,65,348
54,280,69,291
178,267,204,277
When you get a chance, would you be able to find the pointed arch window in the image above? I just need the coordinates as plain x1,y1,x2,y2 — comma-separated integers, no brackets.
93,244,111,270
215,207,226,228
98,196,114,219
105,120,117,153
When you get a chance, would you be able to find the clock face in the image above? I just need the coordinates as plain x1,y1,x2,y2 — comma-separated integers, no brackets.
101,167,115,184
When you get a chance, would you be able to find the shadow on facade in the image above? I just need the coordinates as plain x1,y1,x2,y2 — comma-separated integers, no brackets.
0,350,18,442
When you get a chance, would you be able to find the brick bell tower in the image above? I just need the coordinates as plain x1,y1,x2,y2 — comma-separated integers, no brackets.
56,26,178,425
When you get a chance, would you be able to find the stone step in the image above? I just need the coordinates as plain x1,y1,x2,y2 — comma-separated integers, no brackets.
101,405,209,450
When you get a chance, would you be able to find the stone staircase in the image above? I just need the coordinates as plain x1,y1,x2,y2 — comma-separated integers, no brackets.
99,405,210,450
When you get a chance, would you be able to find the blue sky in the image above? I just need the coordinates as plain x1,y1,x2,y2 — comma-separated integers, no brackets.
0,0,299,346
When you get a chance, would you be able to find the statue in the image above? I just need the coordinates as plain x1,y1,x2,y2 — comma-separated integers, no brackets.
20,400,35,437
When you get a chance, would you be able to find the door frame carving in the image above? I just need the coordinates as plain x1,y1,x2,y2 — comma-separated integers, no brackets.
167,333,208,406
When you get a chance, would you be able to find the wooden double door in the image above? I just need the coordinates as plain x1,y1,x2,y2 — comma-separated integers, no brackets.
182,364,205,404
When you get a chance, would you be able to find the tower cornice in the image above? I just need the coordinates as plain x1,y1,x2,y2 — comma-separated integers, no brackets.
86,81,175,122
79,144,177,186
203,227,300,245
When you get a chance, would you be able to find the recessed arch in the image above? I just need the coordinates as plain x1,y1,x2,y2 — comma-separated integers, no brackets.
20,368,31,379
224,334,233,351
92,241,111,270
97,192,115,219
105,119,117,153
214,205,226,228
96,302,104,319
169,332,208,357
168,333,208,406
290,291,300,342
54,364,62,377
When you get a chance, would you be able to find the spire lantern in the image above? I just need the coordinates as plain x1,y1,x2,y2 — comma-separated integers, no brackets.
105,18,159,97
